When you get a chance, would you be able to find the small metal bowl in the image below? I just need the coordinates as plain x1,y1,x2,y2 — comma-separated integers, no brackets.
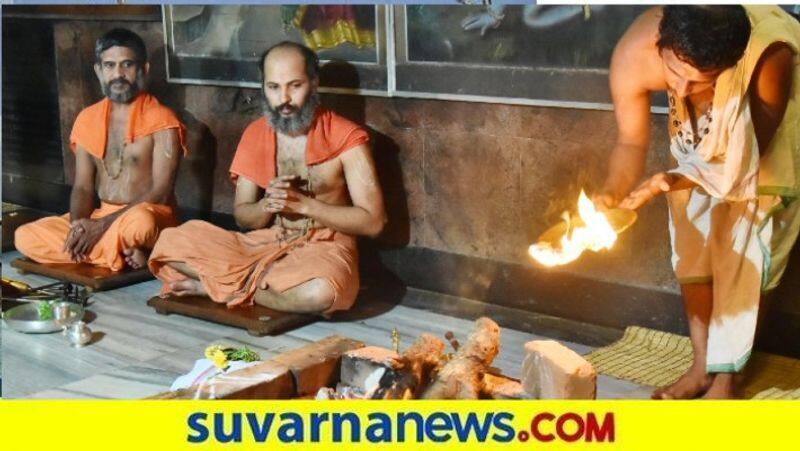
2,302,85,334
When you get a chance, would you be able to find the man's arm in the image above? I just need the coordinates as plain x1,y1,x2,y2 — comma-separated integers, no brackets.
69,147,97,221
266,144,387,238
63,147,98,260
597,44,653,208
69,128,181,259
233,175,278,230
749,42,794,155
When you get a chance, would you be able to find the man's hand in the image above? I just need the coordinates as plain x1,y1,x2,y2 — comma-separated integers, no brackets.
592,191,620,211
63,218,107,262
618,172,674,210
263,175,313,215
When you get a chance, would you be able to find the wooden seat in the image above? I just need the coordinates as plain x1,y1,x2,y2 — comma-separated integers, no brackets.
147,294,318,336
10,257,153,291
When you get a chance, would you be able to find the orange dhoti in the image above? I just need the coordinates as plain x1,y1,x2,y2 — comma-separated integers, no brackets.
148,220,359,315
14,202,178,271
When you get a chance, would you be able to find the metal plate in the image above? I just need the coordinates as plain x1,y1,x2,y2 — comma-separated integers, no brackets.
537,208,637,246
2,302,84,334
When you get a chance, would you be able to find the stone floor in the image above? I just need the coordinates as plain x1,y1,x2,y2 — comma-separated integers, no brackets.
1,250,652,399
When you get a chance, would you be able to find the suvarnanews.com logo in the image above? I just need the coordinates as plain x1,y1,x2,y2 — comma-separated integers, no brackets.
186,410,615,444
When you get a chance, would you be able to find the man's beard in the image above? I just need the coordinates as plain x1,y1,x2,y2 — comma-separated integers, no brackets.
101,71,145,103
264,92,319,135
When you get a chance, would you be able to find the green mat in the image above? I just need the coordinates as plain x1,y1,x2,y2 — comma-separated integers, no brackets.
585,326,800,399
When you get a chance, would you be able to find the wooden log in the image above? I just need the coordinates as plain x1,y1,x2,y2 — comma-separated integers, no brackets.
148,335,364,399
340,346,402,392
421,317,500,399
272,335,364,396
481,373,528,400
377,333,445,399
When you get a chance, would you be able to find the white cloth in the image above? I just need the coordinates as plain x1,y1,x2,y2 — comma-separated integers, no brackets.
170,359,260,391
668,189,780,371
667,70,760,201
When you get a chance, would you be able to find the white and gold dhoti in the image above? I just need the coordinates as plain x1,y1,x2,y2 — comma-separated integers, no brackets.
665,6,800,372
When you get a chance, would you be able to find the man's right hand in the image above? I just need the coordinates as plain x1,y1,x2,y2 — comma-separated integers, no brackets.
63,218,106,262
591,191,620,211
261,175,302,213
63,221,86,262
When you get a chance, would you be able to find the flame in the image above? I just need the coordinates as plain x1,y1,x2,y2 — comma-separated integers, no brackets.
529,190,618,267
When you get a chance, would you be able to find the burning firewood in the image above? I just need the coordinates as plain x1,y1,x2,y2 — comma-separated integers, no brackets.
421,317,500,399
375,333,445,399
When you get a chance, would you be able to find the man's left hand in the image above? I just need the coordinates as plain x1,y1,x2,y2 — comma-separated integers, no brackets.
264,186,312,216
618,172,674,210
67,218,107,261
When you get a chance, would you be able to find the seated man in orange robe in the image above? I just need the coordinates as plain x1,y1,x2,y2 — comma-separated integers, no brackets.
15,28,186,271
148,41,386,316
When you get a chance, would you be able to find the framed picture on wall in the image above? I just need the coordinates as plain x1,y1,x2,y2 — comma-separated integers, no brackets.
163,4,389,94
163,5,800,111
393,4,667,110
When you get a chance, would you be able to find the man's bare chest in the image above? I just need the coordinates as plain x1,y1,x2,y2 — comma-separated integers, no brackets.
99,120,152,175
275,134,342,194
276,134,307,177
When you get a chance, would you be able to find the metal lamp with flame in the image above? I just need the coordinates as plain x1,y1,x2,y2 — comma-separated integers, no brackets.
529,191,637,267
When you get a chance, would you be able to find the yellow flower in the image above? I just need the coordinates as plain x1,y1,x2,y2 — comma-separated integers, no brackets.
205,345,224,361
211,349,228,370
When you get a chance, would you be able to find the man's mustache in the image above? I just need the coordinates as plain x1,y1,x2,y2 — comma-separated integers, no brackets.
109,78,133,87
277,102,298,113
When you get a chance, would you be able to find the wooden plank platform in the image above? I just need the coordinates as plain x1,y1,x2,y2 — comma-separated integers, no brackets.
10,257,153,291
147,294,318,337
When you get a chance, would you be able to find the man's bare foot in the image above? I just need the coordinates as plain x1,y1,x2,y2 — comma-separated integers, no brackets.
169,279,207,297
701,373,738,399
122,247,149,269
652,364,713,399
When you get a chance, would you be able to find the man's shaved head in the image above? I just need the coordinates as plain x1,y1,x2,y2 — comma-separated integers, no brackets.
259,41,319,84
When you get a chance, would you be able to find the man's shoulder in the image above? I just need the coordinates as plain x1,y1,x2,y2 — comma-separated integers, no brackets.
614,7,660,60
611,9,664,93
318,108,365,134
234,117,269,157
139,94,181,123
74,98,107,125
243,116,269,135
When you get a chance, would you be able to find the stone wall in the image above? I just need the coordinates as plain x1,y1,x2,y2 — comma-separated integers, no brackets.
48,19,677,292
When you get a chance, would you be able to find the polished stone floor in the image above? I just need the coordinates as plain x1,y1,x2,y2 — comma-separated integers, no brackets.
1,250,651,399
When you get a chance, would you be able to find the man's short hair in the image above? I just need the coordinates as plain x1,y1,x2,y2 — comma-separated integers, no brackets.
259,41,320,83
95,28,147,64
657,6,751,72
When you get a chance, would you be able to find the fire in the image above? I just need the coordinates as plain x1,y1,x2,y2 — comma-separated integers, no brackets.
529,190,618,267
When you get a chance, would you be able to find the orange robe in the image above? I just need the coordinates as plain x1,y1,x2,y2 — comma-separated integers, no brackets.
15,202,178,271
14,93,186,271
149,109,368,314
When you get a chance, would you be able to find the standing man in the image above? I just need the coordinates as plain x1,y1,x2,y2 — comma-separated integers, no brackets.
149,41,386,316
15,28,187,271
596,6,800,398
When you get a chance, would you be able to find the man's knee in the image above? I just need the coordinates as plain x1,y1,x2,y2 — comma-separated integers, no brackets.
118,205,159,245
260,278,336,313
299,278,336,312
14,223,36,255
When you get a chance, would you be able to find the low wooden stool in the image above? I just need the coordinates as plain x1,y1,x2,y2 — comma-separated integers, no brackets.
10,257,153,292
147,294,318,336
